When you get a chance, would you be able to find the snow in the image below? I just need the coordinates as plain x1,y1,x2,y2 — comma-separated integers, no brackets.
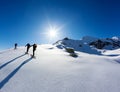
0,44,120,92
54,37,102,54
55,36,120,55
112,36,120,42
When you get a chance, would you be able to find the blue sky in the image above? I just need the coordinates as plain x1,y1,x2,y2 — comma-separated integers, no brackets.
0,0,120,50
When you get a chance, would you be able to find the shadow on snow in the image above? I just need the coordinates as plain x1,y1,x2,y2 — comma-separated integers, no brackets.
0,54,25,70
115,59,120,64
0,57,32,89
104,54,120,57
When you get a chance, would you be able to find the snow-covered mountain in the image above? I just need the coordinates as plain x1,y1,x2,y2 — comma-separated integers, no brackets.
54,36,120,54
0,44,120,92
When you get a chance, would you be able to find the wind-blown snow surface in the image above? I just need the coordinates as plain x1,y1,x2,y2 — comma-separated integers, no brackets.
0,44,120,92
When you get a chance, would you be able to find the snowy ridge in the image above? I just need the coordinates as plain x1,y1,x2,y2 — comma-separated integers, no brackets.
54,36,120,54
0,44,120,92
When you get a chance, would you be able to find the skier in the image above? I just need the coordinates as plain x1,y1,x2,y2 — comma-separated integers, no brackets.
14,43,17,49
25,43,31,54
32,44,37,57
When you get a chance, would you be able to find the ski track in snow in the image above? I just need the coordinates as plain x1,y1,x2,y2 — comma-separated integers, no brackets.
0,45,120,92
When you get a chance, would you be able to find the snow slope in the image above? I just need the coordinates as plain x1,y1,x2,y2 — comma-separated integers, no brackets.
0,44,120,92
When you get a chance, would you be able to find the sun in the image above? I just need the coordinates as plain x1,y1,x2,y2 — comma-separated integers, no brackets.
42,22,66,42
47,25,58,38
49,30,57,37
49,28,57,38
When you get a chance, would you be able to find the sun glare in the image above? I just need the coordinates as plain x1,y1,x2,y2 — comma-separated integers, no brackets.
42,21,66,42
45,23,60,39
48,27,57,38
49,30,57,37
